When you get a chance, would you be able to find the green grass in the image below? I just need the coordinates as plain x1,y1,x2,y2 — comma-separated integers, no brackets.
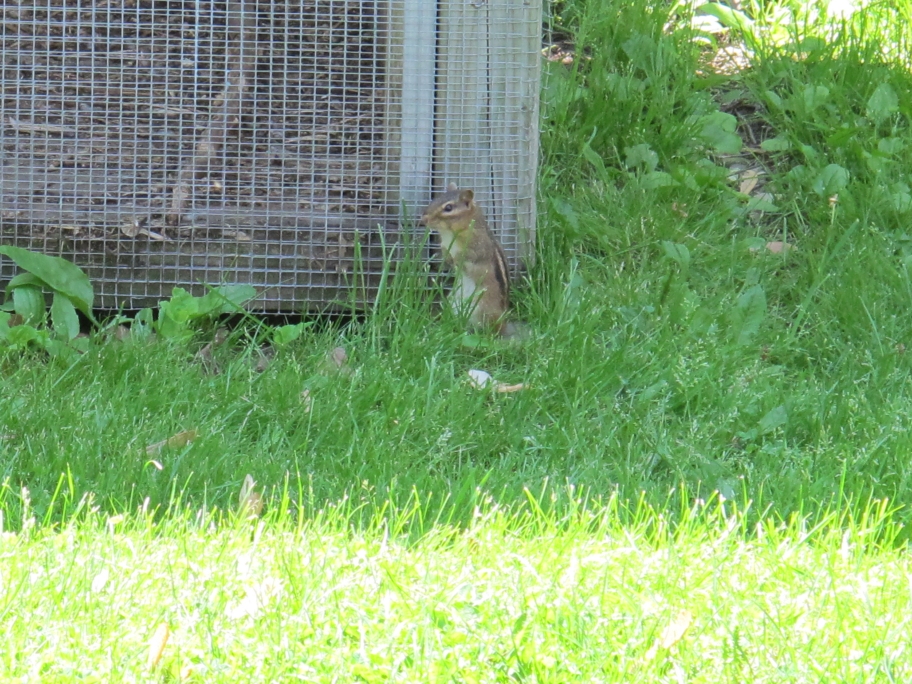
2,497,910,682
5,0,912,677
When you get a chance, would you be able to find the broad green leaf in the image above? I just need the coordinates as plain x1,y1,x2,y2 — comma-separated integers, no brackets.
758,405,788,435
156,289,197,339
802,85,829,111
70,335,91,353
812,164,849,196
867,83,899,122
197,284,257,316
621,33,658,72
761,136,790,152
550,198,580,231
0,311,10,341
688,306,716,337
641,171,676,189
891,184,912,212
733,284,766,346
699,112,742,154
625,143,659,172
878,137,904,155
698,3,756,38
159,287,198,324
273,323,307,347
662,241,691,271
6,272,46,294
764,90,783,109
12,285,45,326
45,338,80,361
581,140,610,179
744,195,779,212
51,293,80,341
0,246,94,317
6,323,43,348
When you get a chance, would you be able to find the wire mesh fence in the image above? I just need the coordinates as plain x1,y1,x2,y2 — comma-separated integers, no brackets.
0,0,540,311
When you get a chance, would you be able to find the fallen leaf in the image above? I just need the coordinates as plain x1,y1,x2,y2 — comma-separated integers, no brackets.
223,229,251,241
749,241,794,256
318,346,352,376
144,430,198,455
495,383,526,393
147,623,170,669
330,346,347,367
238,474,264,518
738,169,760,195
765,241,793,254
120,218,144,239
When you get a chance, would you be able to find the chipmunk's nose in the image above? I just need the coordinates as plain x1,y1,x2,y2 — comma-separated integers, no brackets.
418,213,428,227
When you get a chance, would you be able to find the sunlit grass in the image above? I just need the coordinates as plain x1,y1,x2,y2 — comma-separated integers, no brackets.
1,494,909,681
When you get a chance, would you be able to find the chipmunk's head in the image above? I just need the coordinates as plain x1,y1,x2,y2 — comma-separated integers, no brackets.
419,183,477,234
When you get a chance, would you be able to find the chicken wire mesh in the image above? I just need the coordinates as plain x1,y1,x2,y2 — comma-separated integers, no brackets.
0,0,540,311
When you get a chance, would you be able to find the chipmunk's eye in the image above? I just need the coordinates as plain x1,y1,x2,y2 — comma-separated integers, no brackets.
443,203,454,212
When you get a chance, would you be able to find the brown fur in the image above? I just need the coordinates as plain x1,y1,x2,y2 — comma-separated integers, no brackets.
419,185,511,334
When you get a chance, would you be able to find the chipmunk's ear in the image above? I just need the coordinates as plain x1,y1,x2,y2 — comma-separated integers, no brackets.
459,189,474,203
446,182,458,192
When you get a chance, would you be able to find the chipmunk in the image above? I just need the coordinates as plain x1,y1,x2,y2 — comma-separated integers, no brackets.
419,183,514,336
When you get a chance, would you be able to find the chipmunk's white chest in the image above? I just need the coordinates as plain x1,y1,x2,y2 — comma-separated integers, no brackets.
450,272,482,316
437,227,463,263
453,271,479,301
